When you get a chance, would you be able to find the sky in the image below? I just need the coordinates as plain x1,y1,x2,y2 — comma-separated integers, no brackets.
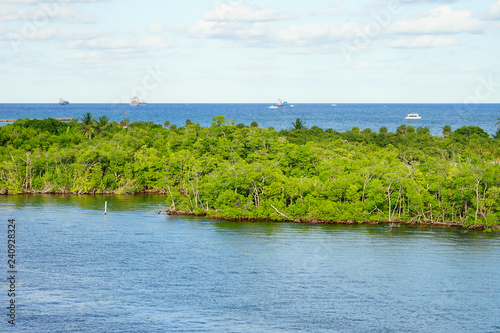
0,0,500,103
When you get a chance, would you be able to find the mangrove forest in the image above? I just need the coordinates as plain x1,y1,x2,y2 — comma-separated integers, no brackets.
0,115,499,229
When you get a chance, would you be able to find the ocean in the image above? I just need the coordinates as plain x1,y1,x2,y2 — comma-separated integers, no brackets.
1,103,499,136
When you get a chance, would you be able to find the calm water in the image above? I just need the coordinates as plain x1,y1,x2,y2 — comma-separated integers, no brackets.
1,195,499,332
1,103,499,136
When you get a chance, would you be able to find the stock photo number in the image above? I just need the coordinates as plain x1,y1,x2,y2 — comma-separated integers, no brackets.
7,219,16,325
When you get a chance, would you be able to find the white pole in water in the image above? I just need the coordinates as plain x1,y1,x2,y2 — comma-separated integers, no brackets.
105,201,107,215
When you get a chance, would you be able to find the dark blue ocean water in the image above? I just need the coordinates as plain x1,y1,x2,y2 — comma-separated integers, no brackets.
1,195,500,332
1,103,499,136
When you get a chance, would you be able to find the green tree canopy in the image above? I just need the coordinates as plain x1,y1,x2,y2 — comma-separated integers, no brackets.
79,113,97,140
291,118,306,130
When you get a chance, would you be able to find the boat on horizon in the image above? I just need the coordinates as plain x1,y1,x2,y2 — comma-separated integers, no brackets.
131,96,146,106
59,98,69,105
277,99,288,106
405,113,422,119
268,105,278,109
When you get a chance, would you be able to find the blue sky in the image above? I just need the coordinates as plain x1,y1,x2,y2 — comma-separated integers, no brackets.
1,0,500,103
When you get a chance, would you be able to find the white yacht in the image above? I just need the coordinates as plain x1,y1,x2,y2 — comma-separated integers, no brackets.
268,105,278,109
405,113,422,119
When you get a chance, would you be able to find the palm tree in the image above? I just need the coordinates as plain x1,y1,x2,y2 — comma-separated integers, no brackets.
96,115,110,133
291,118,306,130
396,124,407,135
79,112,97,139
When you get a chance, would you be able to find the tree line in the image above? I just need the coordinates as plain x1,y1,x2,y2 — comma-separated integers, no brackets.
0,114,499,229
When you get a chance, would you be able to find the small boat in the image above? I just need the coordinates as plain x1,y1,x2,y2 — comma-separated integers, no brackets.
405,113,421,119
331,104,337,106
59,98,69,105
268,105,278,109
139,99,147,105
290,104,295,107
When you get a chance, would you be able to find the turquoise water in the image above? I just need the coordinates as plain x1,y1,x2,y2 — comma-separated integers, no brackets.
1,195,499,332
1,103,499,136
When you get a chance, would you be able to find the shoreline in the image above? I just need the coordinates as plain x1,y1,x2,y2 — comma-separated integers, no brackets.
2,190,498,231
177,210,490,231
156,205,497,231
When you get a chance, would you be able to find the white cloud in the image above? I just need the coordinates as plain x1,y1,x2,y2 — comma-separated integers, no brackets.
64,34,169,51
276,22,360,45
309,0,345,17
389,6,486,34
5,25,102,41
309,8,345,17
0,5,21,21
176,2,500,55
389,35,458,48
50,5,95,23
203,2,298,22
175,3,302,47
178,4,366,50
0,4,94,23
487,0,500,19
148,22,166,34
178,19,275,41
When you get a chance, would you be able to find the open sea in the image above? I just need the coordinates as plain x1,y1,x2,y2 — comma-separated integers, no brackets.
1,103,499,136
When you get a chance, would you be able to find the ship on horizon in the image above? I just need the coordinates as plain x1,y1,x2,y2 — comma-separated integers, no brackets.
131,96,147,106
277,99,288,106
59,98,69,105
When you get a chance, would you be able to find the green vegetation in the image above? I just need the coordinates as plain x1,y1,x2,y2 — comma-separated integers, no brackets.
1,115,499,229
79,112,97,140
291,118,306,130
442,125,452,138
495,118,500,139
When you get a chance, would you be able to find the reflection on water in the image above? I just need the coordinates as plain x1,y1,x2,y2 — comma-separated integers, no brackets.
2,193,168,214
1,195,499,332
